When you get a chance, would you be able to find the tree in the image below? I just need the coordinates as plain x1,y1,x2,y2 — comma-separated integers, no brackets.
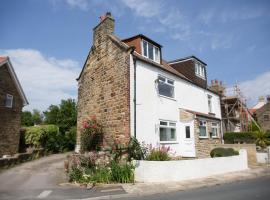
255,131,270,149
32,109,43,125
21,111,34,127
43,99,77,133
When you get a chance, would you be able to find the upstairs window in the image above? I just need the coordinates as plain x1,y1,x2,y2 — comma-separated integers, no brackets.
157,76,174,98
142,40,160,63
5,94,13,108
195,62,205,79
159,121,176,142
208,95,212,113
264,114,269,121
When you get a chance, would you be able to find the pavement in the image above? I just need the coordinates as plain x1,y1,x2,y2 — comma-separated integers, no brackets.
0,153,270,200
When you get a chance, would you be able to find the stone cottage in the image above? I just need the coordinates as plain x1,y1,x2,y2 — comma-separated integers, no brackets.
76,13,222,158
253,96,270,132
0,56,28,157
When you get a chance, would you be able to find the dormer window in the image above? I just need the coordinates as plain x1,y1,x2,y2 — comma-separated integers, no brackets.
142,40,160,63
195,62,205,79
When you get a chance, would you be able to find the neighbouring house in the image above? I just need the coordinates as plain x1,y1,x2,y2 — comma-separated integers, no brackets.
76,13,223,158
0,56,28,157
253,96,270,132
209,80,252,133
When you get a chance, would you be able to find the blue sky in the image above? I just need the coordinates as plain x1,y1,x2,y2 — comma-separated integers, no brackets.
1,0,270,110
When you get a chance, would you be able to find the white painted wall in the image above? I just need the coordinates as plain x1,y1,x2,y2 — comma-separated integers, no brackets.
134,60,222,156
134,149,248,183
256,152,268,163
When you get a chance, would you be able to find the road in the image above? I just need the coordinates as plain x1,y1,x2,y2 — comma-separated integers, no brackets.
115,176,270,200
0,153,126,200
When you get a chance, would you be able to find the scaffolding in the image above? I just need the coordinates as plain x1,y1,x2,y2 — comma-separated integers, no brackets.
222,84,260,132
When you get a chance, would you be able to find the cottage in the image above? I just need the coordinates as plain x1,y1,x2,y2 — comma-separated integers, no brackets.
0,56,28,157
76,13,222,158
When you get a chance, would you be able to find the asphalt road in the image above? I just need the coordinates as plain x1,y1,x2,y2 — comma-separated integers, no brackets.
0,153,126,200
116,176,270,200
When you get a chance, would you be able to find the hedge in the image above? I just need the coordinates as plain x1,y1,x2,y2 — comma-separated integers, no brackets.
210,147,239,158
223,132,256,144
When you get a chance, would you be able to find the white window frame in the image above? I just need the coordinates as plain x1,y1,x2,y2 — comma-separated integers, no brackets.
5,94,13,108
208,95,213,113
157,75,175,99
198,119,208,138
195,62,206,79
141,39,160,63
159,120,177,143
211,122,219,138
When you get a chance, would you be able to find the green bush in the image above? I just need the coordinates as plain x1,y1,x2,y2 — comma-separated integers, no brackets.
110,161,134,183
127,137,147,161
223,132,256,144
61,126,77,152
210,147,239,158
25,125,61,153
68,167,83,182
145,146,171,161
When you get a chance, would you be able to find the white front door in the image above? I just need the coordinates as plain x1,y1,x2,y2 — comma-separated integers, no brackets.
181,121,196,157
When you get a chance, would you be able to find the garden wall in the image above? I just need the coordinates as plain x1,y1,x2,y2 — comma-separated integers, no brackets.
211,144,257,166
134,149,248,183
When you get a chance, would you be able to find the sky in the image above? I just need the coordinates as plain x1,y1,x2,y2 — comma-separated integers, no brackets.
1,0,270,111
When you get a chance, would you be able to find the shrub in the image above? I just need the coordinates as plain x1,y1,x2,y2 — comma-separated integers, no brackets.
25,125,61,153
68,167,83,182
81,116,103,152
223,132,256,144
127,137,147,161
210,147,239,158
255,131,270,148
61,126,77,152
145,145,171,161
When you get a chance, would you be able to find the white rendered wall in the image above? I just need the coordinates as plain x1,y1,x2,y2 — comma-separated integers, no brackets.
135,60,222,156
256,152,268,163
134,149,248,183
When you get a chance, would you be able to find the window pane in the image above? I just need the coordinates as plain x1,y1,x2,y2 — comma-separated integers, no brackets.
148,43,154,60
158,82,174,98
160,127,167,141
167,80,174,85
154,47,160,63
212,127,218,137
169,122,176,126
160,121,167,126
143,41,148,57
199,126,207,137
158,76,166,82
185,126,190,138
5,95,13,108
170,128,176,141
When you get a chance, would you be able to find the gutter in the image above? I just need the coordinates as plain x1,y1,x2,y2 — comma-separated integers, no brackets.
133,57,137,138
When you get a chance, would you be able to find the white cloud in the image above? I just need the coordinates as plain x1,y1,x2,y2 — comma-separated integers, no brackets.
0,49,80,111
65,0,89,10
227,71,270,107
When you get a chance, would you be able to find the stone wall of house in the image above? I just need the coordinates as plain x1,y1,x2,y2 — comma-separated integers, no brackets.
256,100,270,132
76,15,131,150
0,64,23,157
194,119,222,158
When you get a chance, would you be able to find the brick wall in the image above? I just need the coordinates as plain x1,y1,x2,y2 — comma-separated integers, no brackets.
0,64,23,156
76,16,131,150
194,119,222,158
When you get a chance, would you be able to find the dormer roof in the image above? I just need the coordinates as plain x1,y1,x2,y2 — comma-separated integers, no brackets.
168,55,207,66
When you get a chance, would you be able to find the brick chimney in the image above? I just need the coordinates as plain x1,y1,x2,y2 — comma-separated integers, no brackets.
209,79,225,97
93,12,114,46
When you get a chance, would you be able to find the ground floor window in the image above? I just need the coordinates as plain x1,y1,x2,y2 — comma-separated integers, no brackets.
211,122,219,138
159,120,176,142
199,120,207,138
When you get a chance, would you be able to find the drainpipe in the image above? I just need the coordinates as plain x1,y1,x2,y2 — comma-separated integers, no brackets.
133,58,137,138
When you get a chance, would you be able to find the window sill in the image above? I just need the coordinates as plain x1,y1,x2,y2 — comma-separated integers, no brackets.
160,141,179,144
158,95,176,101
211,136,219,139
199,136,209,139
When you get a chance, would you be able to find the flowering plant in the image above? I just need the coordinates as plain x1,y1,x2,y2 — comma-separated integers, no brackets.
81,116,103,152
145,144,171,161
